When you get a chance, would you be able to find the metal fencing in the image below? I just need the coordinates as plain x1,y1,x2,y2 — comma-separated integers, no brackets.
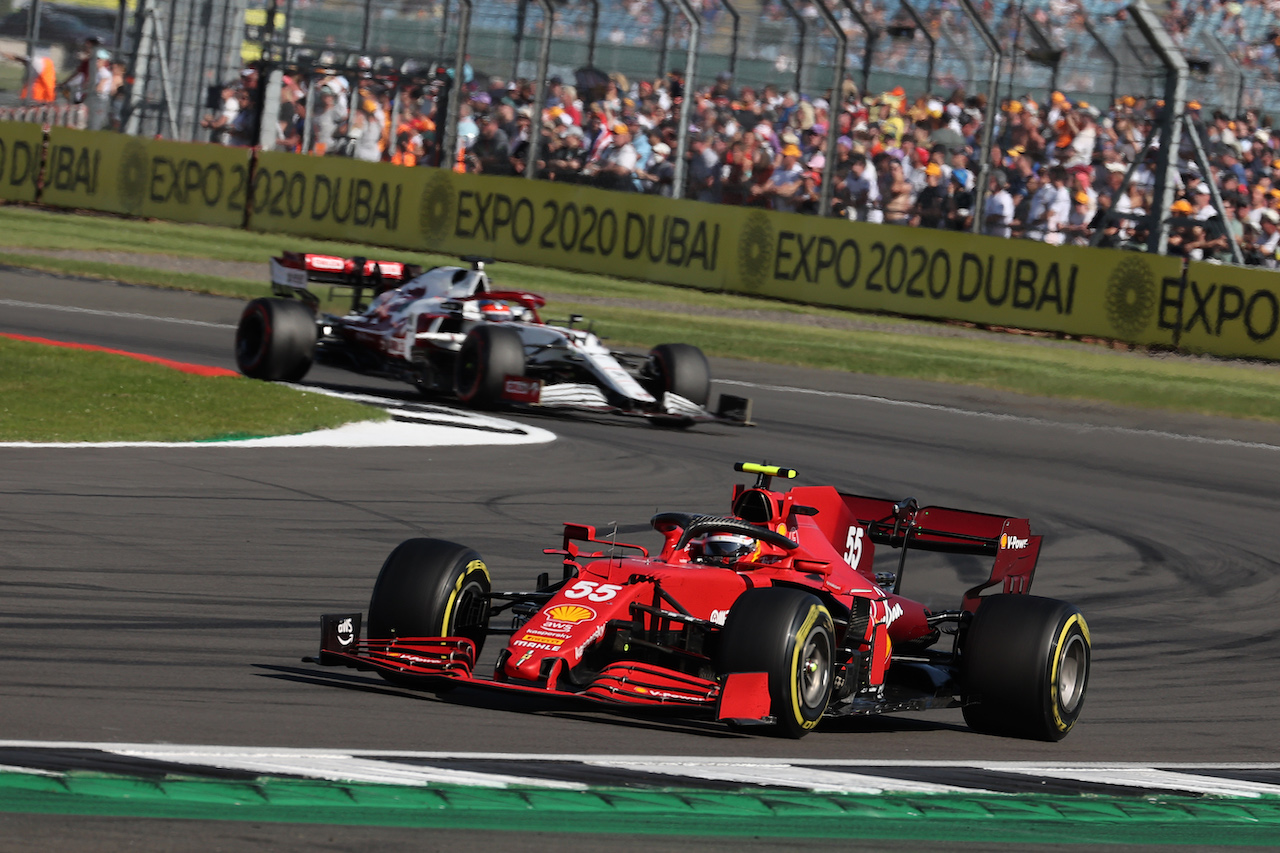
5,1,1279,139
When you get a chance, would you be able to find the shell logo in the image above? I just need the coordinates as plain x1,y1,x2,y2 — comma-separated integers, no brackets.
546,604,597,624
1000,533,1008,549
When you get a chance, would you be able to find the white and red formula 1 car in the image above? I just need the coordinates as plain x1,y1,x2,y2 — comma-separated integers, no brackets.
235,252,750,425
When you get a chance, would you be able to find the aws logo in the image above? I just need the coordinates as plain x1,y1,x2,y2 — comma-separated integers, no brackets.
1000,533,1029,550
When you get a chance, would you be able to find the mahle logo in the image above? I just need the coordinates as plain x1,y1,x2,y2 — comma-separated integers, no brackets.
1105,256,1156,336
737,211,774,291
419,173,455,243
118,139,148,215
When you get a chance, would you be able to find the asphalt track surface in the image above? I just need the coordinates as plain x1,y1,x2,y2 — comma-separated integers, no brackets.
3,267,1280,850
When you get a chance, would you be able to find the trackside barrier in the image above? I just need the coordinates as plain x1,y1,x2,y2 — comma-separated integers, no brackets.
0,122,44,203
41,127,251,228
22,128,1280,361
0,106,88,129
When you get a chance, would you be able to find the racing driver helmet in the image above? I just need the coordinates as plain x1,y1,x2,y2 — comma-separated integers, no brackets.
689,532,758,566
479,299,513,322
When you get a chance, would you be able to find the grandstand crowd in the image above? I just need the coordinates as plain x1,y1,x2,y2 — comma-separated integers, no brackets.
214,59,1279,266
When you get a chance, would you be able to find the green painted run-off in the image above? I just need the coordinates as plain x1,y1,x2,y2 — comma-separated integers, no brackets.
1,771,1278,846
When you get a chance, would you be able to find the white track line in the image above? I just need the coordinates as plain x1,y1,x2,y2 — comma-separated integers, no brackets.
717,378,1280,452
0,298,237,329
3,744,1280,796
998,767,1280,799
111,749,584,790
0,386,557,448
589,760,980,794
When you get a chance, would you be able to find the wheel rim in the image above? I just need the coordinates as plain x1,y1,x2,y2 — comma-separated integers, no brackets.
450,579,489,644
797,629,832,710
236,309,267,369
1057,633,1088,713
456,340,482,399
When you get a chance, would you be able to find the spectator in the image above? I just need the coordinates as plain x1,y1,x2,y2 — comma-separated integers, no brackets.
467,113,511,174
983,169,1014,238
880,159,914,225
310,86,344,155
1254,209,1280,266
840,153,881,222
59,37,103,104
5,50,57,102
351,96,385,162
638,142,675,196
586,122,639,191
1027,166,1071,243
756,144,805,212
914,162,951,228
86,48,113,131
687,130,722,203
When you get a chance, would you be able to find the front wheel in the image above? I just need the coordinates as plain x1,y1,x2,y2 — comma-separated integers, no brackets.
961,594,1091,741
454,324,525,408
717,587,835,738
645,343,710,408
366,538,492,686
235,298,316,382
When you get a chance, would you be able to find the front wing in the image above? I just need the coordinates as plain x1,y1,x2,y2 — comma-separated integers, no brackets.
311,614,770,719
501,378,754,426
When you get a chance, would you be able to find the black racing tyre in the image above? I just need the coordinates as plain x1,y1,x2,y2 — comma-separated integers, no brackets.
454,324,525,408
961,594,1091,741
717,587,836,738
646,343,710,407
367,538,492,686
235,297,316,382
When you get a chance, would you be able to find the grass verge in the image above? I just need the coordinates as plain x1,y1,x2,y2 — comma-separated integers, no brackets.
0,337,384,442
3,205,1280,422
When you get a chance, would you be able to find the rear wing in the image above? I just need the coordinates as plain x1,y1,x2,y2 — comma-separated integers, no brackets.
270,252,422,312
839,492,1041,610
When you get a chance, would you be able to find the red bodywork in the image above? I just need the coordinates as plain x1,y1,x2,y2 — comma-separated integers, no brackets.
317,473,1042,722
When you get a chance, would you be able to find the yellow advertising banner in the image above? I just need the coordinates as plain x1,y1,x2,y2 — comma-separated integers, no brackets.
42,129,251,227
239,153,1280,360
246,151,425,247
1164,260,1280,360
0,121,44,203
725,207,1187,342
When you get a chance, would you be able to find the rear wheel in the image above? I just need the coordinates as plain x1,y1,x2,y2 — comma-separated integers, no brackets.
718,587,835,738
454,324,525,408
367,538,492,686
645,343,710,408
235,298,316,382
961,594,1091,741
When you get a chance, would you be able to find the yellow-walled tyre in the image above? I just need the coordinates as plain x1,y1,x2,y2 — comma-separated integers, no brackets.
718,587,835,738
366,538,491,687
961,594,1091,741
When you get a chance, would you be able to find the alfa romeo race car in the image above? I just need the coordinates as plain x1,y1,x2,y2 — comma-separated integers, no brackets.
311,463,1091,741
234,252,750,425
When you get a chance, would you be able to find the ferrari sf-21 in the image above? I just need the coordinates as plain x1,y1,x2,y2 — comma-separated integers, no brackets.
234,252,749,425
312,463,1091,740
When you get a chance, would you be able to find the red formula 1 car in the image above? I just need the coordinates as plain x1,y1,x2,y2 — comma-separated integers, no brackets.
312,463,1091,740
234,252,750,425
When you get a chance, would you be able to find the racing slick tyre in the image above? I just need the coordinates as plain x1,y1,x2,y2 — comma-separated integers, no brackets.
235,298,316,382
717,587,835,738
367,538,492,687
645,343,711,408
454,324,525,409
961,594,1091,741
